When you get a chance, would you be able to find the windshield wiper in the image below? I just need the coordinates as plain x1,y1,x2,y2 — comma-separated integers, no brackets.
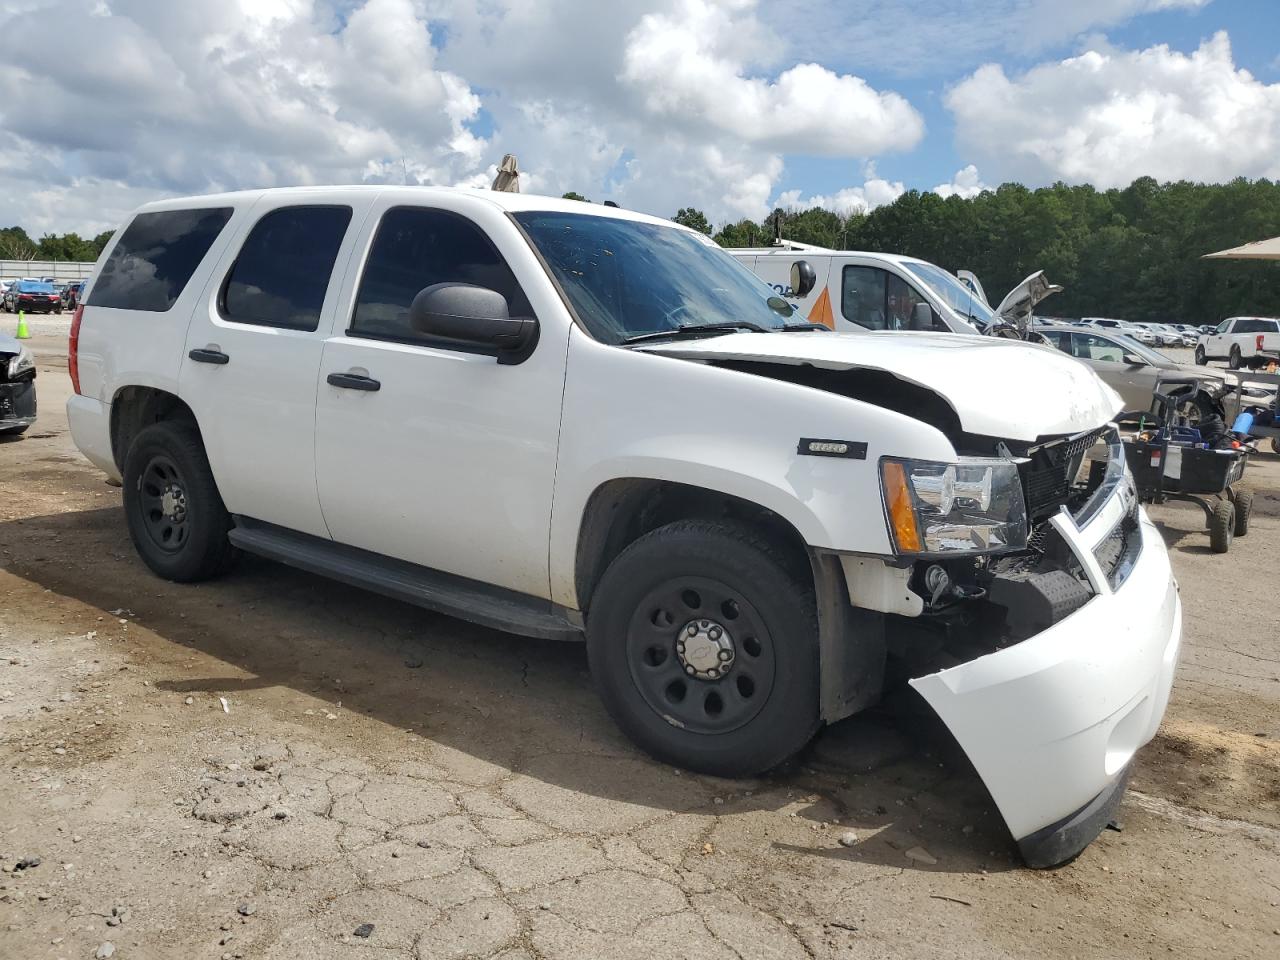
781,322,829,332
621,321,771,345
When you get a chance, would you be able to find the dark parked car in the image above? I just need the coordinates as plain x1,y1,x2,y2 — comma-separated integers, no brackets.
3,279,62,314
0,332,36,436
61,281,86,308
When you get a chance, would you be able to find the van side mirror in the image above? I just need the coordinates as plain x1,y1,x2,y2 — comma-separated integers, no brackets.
789,260,817,297
408,283,538,364
909,301,934,331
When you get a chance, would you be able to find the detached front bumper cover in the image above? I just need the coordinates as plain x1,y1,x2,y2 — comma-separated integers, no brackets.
909,492,1181,868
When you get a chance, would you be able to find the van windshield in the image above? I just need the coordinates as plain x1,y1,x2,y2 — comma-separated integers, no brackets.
902,261,995,331
513,211,792,344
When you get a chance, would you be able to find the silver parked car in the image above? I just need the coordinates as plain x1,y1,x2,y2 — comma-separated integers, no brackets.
1036,326,1225,412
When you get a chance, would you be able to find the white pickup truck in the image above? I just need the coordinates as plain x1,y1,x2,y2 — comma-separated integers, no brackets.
1195,316,1280,369
67,187,1181,867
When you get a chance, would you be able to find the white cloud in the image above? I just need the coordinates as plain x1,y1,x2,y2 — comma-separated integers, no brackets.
774,165,906,216
621,0,924,156
933,165,987,199
946,32,1280,188
0,0,926,235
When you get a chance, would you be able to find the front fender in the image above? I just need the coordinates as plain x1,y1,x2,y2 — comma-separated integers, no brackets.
549,330,955,607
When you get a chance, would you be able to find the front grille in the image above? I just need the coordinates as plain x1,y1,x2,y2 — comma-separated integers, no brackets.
1020,427,1109,522
1093,499,1142,590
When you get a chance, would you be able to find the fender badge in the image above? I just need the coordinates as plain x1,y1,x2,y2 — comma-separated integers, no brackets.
798,438,868,459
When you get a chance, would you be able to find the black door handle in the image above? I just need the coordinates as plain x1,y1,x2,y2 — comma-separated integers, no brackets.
327,372,381,392
189,348,229,365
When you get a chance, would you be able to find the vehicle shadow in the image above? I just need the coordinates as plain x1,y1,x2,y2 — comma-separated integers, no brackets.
1,505,1023,875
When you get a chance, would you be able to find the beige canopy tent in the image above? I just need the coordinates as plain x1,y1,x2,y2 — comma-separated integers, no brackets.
1202,236,1280,260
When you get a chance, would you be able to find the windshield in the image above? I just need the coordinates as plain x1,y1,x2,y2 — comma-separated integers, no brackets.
902,260,995,331
513,211,792,343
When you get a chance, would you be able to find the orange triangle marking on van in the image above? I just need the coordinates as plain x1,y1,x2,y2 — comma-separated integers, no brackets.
808,287,834,329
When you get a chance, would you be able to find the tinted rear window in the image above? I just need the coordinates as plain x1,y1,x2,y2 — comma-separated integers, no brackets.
220,205,352,331
89,207,233,312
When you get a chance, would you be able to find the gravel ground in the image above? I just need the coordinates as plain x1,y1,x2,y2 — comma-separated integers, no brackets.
1,336,1278,960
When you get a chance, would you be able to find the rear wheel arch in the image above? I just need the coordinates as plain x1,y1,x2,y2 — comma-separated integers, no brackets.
110,386,200,473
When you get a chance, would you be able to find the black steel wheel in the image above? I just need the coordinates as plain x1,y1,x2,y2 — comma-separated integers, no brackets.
587,520,819,777
625,575,775,736
137,453,191,553
123,421,238,581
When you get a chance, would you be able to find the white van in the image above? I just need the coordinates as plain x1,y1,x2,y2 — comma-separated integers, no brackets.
730,242,1058,337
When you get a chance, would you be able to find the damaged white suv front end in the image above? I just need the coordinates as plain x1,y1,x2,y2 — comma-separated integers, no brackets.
637,331,1180,867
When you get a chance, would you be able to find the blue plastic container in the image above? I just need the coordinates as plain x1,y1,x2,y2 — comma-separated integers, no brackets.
1232,411,1255,436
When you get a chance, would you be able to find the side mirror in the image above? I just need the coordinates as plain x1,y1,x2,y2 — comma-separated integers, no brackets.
408,283,538,364
1123,353,1147,366
909,301,934,331
789,260,817,297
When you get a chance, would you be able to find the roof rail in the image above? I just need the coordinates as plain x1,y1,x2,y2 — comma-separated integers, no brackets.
734,240,838,254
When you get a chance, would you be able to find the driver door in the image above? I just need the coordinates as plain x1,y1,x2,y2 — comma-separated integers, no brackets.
312,200,568,599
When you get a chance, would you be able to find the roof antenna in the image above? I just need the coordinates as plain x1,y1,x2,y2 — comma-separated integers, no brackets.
401,157,409,186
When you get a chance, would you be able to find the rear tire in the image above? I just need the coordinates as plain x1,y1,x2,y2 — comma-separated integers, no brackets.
1209,499,1235,554
1228,345,1241,370
122,421,238,582
1232,488,1253,537
586,520,820,777
1194,345,1206,366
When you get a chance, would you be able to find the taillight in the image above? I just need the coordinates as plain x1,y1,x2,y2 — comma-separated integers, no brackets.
69,304,84,395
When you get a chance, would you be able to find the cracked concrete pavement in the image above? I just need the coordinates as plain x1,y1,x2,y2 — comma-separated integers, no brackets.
2,336,1279,959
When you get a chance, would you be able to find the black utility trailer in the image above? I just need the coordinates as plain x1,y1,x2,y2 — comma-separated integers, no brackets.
1122,378,1252,554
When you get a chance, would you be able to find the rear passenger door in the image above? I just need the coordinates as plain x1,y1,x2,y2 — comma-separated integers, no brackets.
179,198,369,538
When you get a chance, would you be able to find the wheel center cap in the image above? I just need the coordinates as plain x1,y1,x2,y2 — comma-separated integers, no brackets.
160,485,186,521
676,619,735,680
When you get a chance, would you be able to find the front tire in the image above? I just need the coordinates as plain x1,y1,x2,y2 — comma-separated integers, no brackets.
123,421,238,582
586,520,820,777
1209,499,1235,554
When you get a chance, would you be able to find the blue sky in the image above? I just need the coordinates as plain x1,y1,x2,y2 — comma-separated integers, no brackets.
1,0,1278,233
777,0,1279,201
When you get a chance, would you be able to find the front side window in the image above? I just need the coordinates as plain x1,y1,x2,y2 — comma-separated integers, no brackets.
1071,333,1124,363
512,211,791,343
350,207,531,345
1216,319,1232,333
840,266,889,330
841,266,938,331
89,207,233,312
221,205,352,331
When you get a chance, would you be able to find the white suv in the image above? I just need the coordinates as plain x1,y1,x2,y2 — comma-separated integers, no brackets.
68,186,1181,867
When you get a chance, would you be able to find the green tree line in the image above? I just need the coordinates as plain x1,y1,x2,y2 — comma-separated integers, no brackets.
0,226,114,263
680,176,1280,324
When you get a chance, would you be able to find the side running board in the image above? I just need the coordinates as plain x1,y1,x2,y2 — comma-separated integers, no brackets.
228,519,583,642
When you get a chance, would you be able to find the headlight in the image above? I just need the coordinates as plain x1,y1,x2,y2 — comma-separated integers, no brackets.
7,346,34,379
880,457,1027,555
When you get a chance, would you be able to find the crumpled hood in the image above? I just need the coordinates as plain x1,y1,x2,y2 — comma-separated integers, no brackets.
639,330,1123,442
